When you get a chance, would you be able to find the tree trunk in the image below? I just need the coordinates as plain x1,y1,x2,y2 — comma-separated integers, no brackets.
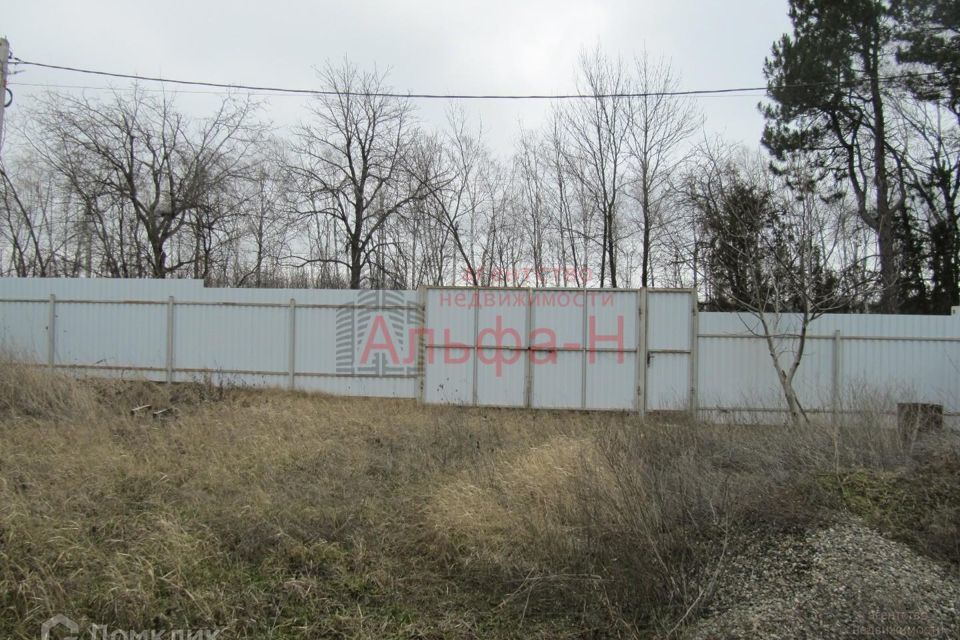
868,47,899,312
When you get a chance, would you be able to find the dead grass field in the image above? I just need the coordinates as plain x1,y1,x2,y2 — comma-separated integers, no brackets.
1,360,958,639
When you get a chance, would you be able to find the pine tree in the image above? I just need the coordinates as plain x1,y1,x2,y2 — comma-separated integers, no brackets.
762,0,906,311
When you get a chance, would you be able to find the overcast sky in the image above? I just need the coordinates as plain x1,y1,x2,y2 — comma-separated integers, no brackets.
5,0,791,155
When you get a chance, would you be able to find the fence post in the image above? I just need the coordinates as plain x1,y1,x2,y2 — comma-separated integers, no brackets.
524,288,534,408
580,289,589,409
417,286,426,403
165,296,175,384
635,290,645,416
831,329,842,423
689,292,699,417
639,289,649,416
471,290,480,406
47,294,56,370
288,298,297,391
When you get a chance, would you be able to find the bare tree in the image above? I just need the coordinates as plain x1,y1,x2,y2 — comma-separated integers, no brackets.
416,111,517,287
627,53,700,287
561,48,633,287
894,98,960,312
289,60,438,289
395,132,458,287
691,146,866,422
0,153,79,276
514,130,551,286
546,111,596,287
27,88,262,279
228,141,297,287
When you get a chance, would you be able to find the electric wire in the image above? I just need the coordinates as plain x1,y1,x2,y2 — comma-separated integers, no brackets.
9,57,948,101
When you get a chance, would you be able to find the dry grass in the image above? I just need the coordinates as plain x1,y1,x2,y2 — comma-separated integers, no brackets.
1,359,957,639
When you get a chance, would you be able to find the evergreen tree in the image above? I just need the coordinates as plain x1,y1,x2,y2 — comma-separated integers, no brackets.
761,0,907,311
895,0,960,119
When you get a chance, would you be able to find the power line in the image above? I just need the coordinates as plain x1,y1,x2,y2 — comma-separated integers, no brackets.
6,81,772,100
8,81,319,98
9,57,947,101
11,58,772,98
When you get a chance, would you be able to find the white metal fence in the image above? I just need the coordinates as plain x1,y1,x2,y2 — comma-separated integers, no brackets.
0,278,957,423
0,279,420,397
697,312,960,423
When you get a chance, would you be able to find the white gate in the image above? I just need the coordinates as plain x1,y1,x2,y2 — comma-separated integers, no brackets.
419,287,695,411
644,290,698,412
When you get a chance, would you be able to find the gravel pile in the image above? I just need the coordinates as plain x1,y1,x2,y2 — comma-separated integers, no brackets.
683,519,960,639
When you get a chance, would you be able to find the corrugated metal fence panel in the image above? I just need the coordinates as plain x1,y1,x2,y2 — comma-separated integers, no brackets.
697,334,786,410
530,291,587,409
312,289,420,397
593,291,640,350
0,300,49,361
476,291,528,407
647,291,692,351
423,288,475,404
699,311,960,338
586,291,639,410
422,288,641,410
697,334,835,411
174,304,289,374
476,346,526,407
294,307,338,374
0,279,422,398
646,291,694,411
191,287,418,307
56,302,167,372
841,337,960,413
533,351,583,409
647,353,690,410
700,312,842,413
295,376,416,398
698,312,960,416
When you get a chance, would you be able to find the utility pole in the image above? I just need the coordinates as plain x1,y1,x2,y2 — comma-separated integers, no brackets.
0,37,9,152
